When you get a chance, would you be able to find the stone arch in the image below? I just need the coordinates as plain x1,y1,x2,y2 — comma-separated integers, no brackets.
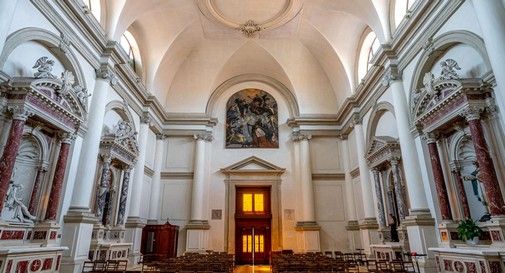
206,73,300,119
366,101,396,148
104,100,137,131
409,30,491,103
0,27,87,88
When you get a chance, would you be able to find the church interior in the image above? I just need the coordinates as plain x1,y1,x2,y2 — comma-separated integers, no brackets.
1,0,505,272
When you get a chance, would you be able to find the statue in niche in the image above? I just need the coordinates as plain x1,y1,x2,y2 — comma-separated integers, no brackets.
3,169,36,223
33,57,56,79
464,162,491,221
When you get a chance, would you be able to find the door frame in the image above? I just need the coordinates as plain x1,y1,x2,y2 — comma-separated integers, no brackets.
221,157,285,255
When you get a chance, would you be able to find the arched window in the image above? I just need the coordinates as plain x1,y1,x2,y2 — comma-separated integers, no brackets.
120,31,142,75
83,0,101,21
394,0,416,28
358,31,380,82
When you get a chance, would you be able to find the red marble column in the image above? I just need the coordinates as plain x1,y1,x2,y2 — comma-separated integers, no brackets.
451,164,471,219
28,166,46,215
426,136,452,220
45,134,73,220
0,112,30,211
466,115,505,216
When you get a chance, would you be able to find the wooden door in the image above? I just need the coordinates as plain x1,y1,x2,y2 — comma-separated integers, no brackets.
235,187,271,265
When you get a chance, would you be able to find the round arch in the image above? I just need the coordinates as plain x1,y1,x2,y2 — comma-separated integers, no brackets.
409,30,491,102
0,27,87,89
104,100,137,132
365,101,396,148
206,73,300,119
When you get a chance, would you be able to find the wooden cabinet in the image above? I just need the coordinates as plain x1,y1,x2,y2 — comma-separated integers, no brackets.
141,221,179,262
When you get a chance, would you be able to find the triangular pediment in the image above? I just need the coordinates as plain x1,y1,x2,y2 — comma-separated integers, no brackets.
366,136,398,156
221,156,285,174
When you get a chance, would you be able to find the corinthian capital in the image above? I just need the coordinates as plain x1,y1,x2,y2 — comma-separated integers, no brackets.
194,132,213,142
95,65,118,86
8,105,33,121
291,131,311,142
381,63,401,87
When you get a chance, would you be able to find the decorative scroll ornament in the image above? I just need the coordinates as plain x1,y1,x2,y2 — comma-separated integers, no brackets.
33,57,56,79
238,20,262,38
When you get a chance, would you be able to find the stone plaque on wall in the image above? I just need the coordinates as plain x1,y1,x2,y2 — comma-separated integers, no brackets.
211,209,222,220
284,209,294,221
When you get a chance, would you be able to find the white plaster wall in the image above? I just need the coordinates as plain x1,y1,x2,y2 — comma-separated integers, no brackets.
160,179,192,254
310,138,342,173
314,180,348,251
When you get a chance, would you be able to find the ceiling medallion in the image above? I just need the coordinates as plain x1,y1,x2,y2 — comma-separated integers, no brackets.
197,0,302,37
238,20,262,38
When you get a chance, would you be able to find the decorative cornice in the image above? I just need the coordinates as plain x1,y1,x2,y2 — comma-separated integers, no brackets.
312,173,345,181
160,172,194,180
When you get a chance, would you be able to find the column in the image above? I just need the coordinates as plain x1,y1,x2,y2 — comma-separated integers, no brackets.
353,121,376,220
45,133,74,221
148,135,165,223
67,66,114,211
0,0,19,53
470,0,505,124
353,119,379,254
28,165,47,215
384,65,437,270
299,133,316,223
341,136,361,250
117,167,132,225
95,155,112,222
464,111,505,216
425,135,452,221
387,74,430,212
186,133,212,252
61,66,114,273
390,158,408,220
125,113,150,263
292,132,320,252
0,107,31,211
372,169,386,228
450,162,471,219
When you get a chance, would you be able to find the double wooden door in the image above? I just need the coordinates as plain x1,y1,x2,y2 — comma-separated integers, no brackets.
235,187,271,265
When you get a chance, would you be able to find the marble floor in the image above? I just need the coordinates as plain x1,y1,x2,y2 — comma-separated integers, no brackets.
234,265,272,273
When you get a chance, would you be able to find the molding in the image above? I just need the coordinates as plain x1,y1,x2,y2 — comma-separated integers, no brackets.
221,156,285,175
160,172,194,180
350,167,360,179
311,173,345,181
144,166,154,177
295,221,321,231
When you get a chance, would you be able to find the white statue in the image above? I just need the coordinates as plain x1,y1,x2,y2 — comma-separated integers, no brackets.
4,181,37,223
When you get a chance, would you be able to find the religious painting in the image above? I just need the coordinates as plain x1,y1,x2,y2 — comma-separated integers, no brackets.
226,89,278,148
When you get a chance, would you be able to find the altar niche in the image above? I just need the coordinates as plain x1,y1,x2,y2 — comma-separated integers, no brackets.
89,120,139,261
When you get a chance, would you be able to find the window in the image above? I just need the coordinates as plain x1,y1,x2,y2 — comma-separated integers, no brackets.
83,0,101,21
242,193,265,213
357,31,380,82
394,0,416,28
242,235,264,253
120,31,139,71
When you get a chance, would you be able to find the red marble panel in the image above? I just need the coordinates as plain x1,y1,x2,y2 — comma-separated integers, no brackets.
6,260,12,273
466,262,477,273
30,260,42,272
42,258,52,271
16,260,28,273
50,231,57,240
490,261,502,273
490,230,502,241
32,231,47,240
56,256,61,271
1,230,25,240
480,261,487,273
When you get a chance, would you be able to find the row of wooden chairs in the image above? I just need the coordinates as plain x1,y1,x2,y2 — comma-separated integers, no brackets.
272,252,417,273
141,252,234,273
82,260,128,272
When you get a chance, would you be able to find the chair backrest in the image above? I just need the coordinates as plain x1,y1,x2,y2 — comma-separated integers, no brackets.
82,261,95,273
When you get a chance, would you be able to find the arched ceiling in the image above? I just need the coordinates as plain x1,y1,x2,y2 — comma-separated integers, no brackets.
100,0,393,114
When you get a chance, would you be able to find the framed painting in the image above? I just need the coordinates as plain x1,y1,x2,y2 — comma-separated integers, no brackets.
226,89,278,148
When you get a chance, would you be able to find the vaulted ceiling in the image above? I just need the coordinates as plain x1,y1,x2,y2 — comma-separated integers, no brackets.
100,0,392,114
